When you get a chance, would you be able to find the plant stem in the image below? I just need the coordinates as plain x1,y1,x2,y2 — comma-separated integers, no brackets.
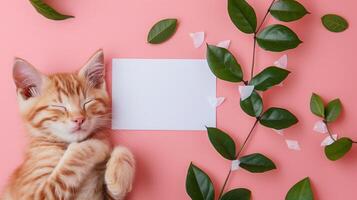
256,0,276,34
217,119,259,199
250,34,257,79
218,1,276,198
218,170,232,199
236,119,260,157
323,121,337,142
323,120,357,144
250,0,275,79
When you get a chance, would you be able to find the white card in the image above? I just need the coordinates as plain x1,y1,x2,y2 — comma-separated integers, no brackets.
112,59,216,130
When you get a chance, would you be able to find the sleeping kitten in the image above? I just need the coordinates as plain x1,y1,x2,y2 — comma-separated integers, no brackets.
1,50,135,200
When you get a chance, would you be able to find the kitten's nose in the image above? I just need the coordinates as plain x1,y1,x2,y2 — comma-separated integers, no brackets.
72,116,85,126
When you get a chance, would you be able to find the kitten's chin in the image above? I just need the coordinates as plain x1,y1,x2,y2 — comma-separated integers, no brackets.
26,125,91,143
53,130,92,143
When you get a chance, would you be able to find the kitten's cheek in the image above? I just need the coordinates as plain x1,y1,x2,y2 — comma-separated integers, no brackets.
81,120,91,131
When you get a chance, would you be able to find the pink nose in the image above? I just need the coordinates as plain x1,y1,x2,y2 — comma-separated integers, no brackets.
72,117,85,126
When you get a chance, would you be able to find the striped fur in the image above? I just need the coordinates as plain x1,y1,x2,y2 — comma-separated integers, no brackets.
1,50,135,200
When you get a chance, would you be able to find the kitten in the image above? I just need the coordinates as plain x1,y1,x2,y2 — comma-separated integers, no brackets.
1,50,135,200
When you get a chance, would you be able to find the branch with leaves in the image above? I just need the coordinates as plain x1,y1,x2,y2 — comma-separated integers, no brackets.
185,0,314,199
310,93,356,161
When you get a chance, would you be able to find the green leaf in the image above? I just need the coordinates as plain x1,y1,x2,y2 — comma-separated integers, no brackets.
322,14,349,33
206,45,243,82
270,0,309,22
221,188,251,200
310,93,325,118
207,127,236,160
285,177,314,200
228,0,257,34
186,163,215,200
256,24,302,52
29,0,74,20
147,18,178,44
325,99,342,122
259,107,298,130
325,137,353,161
240,91,263,117
249,66,290,91
239,153,277,173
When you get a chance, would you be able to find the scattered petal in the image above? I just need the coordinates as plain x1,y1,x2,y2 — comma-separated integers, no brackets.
238,85,254,101
208,97,226,107
285,139,301,151
321,134,338,146
231,159,241,171
313,120,328,134
189,32,205,48
274,55,288,69
216,40,231,49
273,129,284,135
273,55,288,87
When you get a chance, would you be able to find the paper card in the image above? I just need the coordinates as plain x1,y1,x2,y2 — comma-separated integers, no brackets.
112,59,216,131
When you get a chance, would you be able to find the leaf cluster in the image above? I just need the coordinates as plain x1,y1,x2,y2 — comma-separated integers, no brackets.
310,93,355,161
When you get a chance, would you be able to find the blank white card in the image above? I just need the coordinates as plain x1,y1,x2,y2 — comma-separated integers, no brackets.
112,59,216,131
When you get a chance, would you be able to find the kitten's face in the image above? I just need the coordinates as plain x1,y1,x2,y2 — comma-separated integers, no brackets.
13,50,111,143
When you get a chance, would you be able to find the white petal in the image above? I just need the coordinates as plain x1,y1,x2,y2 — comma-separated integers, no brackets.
273,129,284,135
274,55,288,69
208,97,226,107
321,134,338,146
189,32,205,48
285,139,301,151
313,121,328,134
238,85,254,101
231,159,241,171
273,55,288,87
216,40,231,49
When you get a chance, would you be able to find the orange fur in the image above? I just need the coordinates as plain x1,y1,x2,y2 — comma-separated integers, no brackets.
1,50,135,200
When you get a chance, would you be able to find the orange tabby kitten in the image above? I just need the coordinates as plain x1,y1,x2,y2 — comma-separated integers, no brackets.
1,50,135,200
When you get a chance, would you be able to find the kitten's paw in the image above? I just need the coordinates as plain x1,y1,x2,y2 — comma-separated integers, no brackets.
105,146,135,199
76,139,111,163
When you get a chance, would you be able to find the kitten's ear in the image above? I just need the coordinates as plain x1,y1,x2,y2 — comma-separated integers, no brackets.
13,58,44,99
79,49,105,88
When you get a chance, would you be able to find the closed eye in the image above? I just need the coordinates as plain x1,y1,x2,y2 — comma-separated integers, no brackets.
49,104,68,112
83,99,95,110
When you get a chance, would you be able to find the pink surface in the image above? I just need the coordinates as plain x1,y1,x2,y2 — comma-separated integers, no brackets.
0,0,356,199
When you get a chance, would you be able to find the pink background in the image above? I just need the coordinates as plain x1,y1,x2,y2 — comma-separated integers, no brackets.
0,0,356,199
